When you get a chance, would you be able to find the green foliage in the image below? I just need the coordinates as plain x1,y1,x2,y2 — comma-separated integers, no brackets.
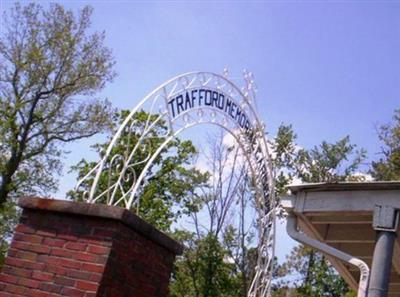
222,225,257,296
169,125,365,297
0,2,115,268
271,124,298,196
343,291,357,297
276,245,351,297
272,124,367,193
70,110,208,231
169,131,255,297
0,202,18,267
271,288,300,297
170,233,241,297
271,124,364,296
0,3,116,205
294,136,366,183
370,109,400,181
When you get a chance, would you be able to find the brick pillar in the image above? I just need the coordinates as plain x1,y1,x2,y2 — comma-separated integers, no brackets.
0,197,183,297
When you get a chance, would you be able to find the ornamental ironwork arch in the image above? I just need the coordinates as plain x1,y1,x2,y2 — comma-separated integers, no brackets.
75,70,277,297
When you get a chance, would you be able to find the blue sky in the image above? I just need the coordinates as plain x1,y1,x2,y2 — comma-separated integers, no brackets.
1,0,399,261
56,0,399,154
53,0,398,193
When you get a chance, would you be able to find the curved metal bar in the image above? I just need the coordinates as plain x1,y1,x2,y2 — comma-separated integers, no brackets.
108,113,166,205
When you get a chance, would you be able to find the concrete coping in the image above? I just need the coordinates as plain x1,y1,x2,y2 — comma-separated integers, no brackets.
18,197,184,255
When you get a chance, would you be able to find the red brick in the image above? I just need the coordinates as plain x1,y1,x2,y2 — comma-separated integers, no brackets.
16,250,38,261
24,260,45,270
2,283,25,294
0,274,18,284
81,263,104,273
36,229,57,237
14,233,43,244
37,255,58,266
87,245,109,255
54,276,75,286
76,280,98,292
66,270,92,281
50,248,73,258
32,271,54,281
4,257,25,268
61,287,85,297
2,266,31,278
43,237,66,248
95,256,108,265
44,264,68,276
1,199,181,297
88,273,102,282
27,289,53,297
38,283,62,293
18,277,40,288
12,241,50,254
59,258,81,269
65,242,87,251
15,224,35,234
73,252,98,263
6,248,17,257
80,237,112,247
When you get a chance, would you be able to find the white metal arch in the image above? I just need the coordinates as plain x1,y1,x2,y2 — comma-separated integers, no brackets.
75,70,277,297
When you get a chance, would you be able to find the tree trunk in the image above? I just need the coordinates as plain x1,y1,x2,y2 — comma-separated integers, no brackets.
0,173,12,207
0,153,21,208
305,250,315,285
240,191,248,297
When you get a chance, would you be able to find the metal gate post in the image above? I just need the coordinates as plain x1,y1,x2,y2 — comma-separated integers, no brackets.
368,205,399,297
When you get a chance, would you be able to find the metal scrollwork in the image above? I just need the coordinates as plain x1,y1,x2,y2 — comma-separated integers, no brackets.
74,70,277,297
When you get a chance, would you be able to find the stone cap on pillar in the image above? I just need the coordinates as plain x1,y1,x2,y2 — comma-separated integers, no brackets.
18,196,184,255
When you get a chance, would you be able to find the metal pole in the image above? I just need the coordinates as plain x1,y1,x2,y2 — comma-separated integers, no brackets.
368,231,396,297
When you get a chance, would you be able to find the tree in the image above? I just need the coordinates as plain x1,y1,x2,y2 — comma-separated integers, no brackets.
0,3,116,206
71,110,209,231
370,109,400,180
222,181,257,297
72,114,242,296
169,131,255,297
0,201,18,267
271,124,367,187
275,246,349,297
171,231,240,297
293,136,366,183
270,124,299,197
271,125,365,296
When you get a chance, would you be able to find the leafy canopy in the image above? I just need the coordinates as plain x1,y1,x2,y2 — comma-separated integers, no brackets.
370,109,400,181
0,3,116,205
71,110,209,231
271,124,364,297
0,2,116,268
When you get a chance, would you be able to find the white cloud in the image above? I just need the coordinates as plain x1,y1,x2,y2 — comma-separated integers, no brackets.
195,130,247,175
349,172,373,181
